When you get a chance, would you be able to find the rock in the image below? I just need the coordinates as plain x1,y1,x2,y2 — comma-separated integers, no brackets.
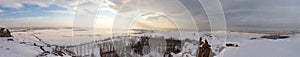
197,39,214,57
5,48,10,50
7,38,14,41
250,37,260,40
0,28,12,37
20,42,26,44
225,42,239,47
261,35,290,40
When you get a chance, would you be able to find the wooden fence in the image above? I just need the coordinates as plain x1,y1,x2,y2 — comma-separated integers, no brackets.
63,36,184,57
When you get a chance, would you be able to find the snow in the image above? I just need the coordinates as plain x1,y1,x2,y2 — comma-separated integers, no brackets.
0,38,41,57
219,34,300,57
1,27,300,57
0,37,72,57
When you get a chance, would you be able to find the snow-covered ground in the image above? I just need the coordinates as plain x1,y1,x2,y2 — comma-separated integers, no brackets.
0,37,41,57
1,27,300,57
219,33,300,57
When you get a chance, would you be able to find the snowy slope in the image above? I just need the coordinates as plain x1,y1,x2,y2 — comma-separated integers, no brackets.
0,37,41,57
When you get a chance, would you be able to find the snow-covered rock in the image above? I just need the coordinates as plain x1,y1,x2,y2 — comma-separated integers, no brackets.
0,27,12,37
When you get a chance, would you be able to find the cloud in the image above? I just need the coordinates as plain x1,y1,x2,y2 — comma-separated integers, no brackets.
220,0,300,30
131,12,177,30
0,9,4,13
0,0,104,14
0,0,108,27
11,10,30,14
0,0,54,8
49,10,74,14
0,0,110,28
0,16,73,27
1,0,300,31
139,12,168,21
108,0,211,31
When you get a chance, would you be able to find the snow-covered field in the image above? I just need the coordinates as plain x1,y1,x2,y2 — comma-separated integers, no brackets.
220,33,300,57
1,27,300,57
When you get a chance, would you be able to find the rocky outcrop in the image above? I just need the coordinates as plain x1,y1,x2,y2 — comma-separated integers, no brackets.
0,28,12,37
197,37,214,57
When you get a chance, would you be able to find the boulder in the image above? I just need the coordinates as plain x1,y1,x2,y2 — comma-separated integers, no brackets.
261,35,290,40
225,42,239,47
0,28,12,37
7,38,14,41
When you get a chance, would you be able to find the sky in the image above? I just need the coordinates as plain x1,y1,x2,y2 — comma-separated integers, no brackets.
0,0,300,31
